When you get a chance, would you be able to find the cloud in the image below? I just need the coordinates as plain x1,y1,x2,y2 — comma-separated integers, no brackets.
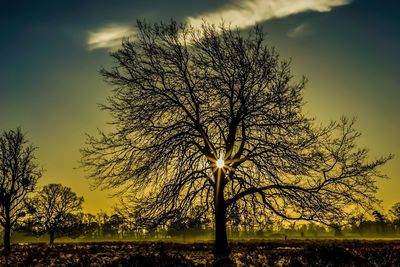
87,24,136,51
88,0,351,50
187,0,351,30
287,23,313,38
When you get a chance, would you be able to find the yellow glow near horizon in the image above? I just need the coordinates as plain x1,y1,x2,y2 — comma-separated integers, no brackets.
216,158,225,168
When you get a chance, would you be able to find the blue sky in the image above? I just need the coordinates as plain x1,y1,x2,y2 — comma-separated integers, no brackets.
0,0,399,213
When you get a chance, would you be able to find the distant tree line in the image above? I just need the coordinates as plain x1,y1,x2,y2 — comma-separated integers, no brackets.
12,202,400,242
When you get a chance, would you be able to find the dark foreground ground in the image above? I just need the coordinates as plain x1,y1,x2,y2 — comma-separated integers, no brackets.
1,240,400,266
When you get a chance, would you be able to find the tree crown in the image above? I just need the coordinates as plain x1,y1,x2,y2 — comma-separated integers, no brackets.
81,20,392,228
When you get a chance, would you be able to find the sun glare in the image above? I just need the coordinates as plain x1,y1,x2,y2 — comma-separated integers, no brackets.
216,158,225,168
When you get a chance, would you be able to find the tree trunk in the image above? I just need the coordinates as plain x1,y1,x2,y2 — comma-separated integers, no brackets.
213,170,230,261
3,220,11,255
49,231,55,245
214,199,230,257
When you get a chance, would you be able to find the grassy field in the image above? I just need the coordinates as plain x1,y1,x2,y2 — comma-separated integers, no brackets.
1,239,400,266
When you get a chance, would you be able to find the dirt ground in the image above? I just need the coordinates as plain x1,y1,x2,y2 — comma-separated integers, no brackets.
1,239,400,266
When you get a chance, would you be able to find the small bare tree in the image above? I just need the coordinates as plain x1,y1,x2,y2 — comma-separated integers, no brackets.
81,20,392,259
30,184,83,244
0,128,41,255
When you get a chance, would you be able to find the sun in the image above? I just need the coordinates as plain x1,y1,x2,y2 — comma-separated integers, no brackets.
216,158,225,168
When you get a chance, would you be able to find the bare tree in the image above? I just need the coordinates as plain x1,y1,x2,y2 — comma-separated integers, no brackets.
29,184,83,244
0,128,41,255
81,20,392,259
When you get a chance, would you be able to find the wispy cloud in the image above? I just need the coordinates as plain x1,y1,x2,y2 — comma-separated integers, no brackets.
287,23,313,38
87,24,136,51
88,0,351,50
187,0,351,29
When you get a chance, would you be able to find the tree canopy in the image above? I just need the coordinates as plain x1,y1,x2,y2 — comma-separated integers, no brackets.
29,183,84,244
81,20,392,258
0,128,41,254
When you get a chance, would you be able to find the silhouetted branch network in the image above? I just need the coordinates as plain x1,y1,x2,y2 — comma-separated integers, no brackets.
81,20,391,235
28,183,84,244
0,128,41,254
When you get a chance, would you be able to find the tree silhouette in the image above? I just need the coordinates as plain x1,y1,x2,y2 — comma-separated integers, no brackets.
390,202,400,227
80,213,99,238
81,20,392,259
388,203,400,235
0,128,41,255
29,183,83,244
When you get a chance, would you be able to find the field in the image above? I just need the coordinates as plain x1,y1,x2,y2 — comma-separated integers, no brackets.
1,239,400,266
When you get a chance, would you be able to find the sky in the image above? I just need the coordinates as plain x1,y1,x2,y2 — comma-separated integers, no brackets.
0,0,399,214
